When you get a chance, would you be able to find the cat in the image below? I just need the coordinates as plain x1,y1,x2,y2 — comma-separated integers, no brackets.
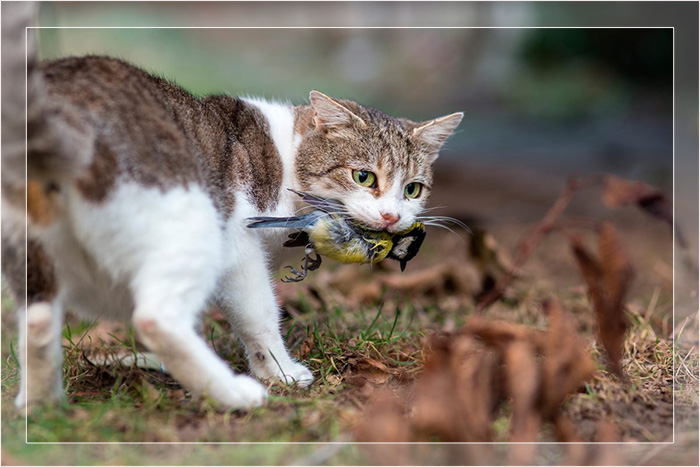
2,6,463,410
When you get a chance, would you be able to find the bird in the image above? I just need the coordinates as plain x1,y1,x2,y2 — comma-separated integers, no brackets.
246,190,426,282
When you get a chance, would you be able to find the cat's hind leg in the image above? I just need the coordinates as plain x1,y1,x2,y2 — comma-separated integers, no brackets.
15,300,65,410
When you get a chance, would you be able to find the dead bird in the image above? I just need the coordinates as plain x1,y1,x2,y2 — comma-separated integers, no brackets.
247,190,426,282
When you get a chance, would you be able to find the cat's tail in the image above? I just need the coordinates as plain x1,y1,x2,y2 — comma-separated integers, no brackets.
1,1,93,196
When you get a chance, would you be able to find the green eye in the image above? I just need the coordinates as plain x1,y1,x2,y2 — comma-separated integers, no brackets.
404,182,422,199
352,170,377,188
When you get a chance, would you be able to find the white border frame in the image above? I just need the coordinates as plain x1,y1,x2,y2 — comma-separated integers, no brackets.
23,25,676,448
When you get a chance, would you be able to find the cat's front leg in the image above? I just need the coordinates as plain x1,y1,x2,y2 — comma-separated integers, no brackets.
217,242,313,387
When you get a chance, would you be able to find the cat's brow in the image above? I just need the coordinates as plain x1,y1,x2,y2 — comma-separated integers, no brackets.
308,163,346,177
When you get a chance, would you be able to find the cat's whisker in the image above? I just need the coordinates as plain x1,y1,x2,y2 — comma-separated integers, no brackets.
418,215,472,234
421,221,465,241
419,205,448,214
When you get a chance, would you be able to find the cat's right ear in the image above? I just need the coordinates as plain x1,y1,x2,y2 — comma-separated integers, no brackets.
411,112,464,162
309,90,366,134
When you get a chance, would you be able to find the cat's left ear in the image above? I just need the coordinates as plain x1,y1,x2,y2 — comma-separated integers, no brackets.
309,90,366,133
412,112,463,162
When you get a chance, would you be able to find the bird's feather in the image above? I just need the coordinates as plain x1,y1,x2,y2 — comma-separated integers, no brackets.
246,211,325,230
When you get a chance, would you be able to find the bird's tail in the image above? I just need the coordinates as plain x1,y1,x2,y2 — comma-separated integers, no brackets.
1,2,93,200
246,212,325,230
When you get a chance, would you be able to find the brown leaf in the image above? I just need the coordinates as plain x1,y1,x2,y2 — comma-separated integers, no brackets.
358,392,409,443
602,175,672,225
553,415,587,465
460,316,538,346
569,235,604,313
569,226,631,378
476,176,599,313
412,334,497,442
602,175,696,273
503,340,540,443
296,335,314,360
540,299,596,416
597,223,632,376
589,421,620,465
358,357,393,374
345,357,395,387
598,222,633,313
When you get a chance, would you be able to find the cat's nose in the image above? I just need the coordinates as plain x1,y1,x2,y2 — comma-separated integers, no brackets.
380,212,400,227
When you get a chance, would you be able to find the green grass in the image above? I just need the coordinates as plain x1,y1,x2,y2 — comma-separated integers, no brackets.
0,281,430,463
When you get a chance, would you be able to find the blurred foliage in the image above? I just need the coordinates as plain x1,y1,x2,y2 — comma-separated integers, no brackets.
506,29,672,121
520,29,673,86
34,3,673,178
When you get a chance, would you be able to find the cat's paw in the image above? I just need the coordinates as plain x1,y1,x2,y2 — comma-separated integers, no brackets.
15,384,64,414
250,356,314,387
277,362,314,387
215,375,268,409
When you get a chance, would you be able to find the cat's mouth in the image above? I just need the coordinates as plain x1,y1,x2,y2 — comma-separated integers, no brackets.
289,188,395,232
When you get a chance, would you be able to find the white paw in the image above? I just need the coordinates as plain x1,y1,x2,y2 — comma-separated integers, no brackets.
14,389,26,409
251,355,314,387
15,382,64,413
214,375,268,409
278,362,314,387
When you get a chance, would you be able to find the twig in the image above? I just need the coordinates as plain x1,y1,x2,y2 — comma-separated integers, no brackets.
476,175,600,313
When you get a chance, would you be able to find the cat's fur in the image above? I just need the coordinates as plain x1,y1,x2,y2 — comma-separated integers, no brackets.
2,7,462,409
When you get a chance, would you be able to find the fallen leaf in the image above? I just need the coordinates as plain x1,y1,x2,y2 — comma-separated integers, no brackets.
597,223,633,376
540,298,596,415
412,334,497,442
602,175,672,227
296,335,315,360
569,225,632,378
503,339,540,443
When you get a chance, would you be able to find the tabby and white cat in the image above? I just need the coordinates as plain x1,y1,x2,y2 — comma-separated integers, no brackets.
2,12,462,409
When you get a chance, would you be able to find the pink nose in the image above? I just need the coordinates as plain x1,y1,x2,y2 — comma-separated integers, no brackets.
381,212,400,226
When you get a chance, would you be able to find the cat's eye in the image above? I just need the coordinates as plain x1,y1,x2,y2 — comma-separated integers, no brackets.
404,182,422,199
352,170,377,188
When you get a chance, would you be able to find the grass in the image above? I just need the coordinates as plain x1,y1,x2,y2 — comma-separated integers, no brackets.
1,229,697,464
0,279,430,463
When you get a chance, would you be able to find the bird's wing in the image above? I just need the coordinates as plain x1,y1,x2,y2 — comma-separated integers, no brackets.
282,231,310,248
246,211,325,230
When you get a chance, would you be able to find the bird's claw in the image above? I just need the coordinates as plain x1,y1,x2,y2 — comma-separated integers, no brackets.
282,265,305,283
305,248,322,272
281,245,322,283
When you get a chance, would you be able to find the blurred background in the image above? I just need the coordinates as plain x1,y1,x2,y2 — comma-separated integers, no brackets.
38,2,674,184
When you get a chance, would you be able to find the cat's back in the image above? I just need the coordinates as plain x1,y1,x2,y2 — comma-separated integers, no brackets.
41,56,207,200
42,55,193,112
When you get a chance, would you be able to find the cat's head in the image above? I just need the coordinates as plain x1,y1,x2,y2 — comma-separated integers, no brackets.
295,91,462,233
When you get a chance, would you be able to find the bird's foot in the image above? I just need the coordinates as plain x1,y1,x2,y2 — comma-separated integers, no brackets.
281,245,322,283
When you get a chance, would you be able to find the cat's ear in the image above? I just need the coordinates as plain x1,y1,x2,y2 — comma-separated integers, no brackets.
309,90,366,133
412,112,463,162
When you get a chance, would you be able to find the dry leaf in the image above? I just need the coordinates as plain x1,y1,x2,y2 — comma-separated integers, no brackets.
412,334,497,442
597,223,633,376
296,335,314,360
569,225,632,377
540,298,596,415
602,175,672,226
503,340,540,443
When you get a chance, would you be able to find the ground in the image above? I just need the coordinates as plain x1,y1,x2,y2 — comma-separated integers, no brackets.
1,163,697,465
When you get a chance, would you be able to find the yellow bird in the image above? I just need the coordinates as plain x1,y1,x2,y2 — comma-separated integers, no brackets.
247,190,426,282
